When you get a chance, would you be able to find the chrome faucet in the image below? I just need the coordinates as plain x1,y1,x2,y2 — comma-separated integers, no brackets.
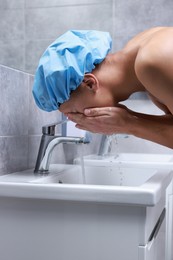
98,135,112,156
34,120,90,173
98,134,129,156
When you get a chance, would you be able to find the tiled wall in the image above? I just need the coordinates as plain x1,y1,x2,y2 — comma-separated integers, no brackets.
0,0,113,74
1,0,173,74
0,64,59,174
0,64,101,174
112,0,173,51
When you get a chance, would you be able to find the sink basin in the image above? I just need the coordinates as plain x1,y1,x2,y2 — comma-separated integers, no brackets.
75,153,173,168
114,153,173,163
0,158,172,206
32,164,158,187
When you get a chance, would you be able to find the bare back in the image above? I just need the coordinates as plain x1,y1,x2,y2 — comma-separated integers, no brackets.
121,27,173,114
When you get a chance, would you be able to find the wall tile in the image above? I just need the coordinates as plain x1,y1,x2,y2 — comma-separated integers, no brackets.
25,39,54,74
27,135,41,169
113,0,173,51
0,65,29,136
0,136,28,175
25,4,113,40
28,75,61,135
122,99,163,115
0,0,24,9
0,41,24,71
0,9,24,43
25,0,112,8
129,92,149,100
114,135,173,154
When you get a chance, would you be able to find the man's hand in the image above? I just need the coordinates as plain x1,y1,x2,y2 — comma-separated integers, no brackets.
67,105,173,148
67,105,134,135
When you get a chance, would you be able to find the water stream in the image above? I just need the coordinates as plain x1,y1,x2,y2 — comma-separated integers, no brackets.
80,144,86,184
109,134,123,186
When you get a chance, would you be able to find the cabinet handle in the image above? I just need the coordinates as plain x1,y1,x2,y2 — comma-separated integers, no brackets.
147,208,165,248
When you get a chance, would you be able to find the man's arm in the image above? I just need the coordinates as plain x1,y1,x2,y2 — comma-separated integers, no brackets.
127,110,173,148
67,106,173,148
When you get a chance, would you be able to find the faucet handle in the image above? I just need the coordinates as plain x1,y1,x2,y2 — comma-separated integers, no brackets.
42,125,55,135
42,119,69,136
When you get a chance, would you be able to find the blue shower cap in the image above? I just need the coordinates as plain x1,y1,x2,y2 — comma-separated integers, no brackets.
32,30,112,112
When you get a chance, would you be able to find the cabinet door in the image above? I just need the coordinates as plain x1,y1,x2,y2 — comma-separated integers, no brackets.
166,194,173,260
138,209,165,260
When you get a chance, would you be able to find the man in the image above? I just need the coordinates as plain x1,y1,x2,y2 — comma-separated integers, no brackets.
33,27,173,148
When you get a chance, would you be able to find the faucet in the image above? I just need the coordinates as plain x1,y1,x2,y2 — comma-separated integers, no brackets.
98,135,114,156
34,120,90,173
98,134,129,156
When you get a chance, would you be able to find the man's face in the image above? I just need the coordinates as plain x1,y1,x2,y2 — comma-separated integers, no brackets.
59,73,117,115
59,84,115,115
59,85,96,115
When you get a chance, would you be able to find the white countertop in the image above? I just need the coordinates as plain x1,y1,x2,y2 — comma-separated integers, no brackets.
0,163,172,206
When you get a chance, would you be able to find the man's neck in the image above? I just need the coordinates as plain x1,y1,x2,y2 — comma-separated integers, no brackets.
108,51,145,102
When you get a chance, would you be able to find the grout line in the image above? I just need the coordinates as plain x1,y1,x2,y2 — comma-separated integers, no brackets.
25,2,111,10
26,72,30,168
0,7,24,10
112,0,116,41
23,0,26,72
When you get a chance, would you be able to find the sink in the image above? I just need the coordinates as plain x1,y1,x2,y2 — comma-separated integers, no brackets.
32,164,158,187
114,153,173,163
0,153,172,260
0,157,172,206
74,153,173,168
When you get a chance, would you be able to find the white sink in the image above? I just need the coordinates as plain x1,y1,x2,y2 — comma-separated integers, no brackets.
0,153,172,260
0,155,172,206
32,164,161,187
75,153,173,168
115,153,173,163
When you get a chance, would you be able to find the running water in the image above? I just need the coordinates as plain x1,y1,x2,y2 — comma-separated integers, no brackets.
115,135,124,185
109,134,123,186
80,144,86,184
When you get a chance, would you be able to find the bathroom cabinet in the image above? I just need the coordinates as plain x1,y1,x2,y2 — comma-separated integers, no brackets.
0,160,171,260
166,181,173,260
0,194,166,260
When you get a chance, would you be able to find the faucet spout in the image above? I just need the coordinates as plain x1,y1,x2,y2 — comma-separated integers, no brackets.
34,121,90,173
38,136,87,172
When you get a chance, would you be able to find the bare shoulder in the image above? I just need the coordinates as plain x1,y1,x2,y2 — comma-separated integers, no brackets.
123,27,167,51
134,27,173,114
142,27,173,54
136,27,173,79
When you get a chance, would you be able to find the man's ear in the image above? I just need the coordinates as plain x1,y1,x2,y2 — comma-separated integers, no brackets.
83,73,99,92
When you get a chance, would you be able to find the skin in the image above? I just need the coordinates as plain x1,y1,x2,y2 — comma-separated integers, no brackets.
59,26,173,149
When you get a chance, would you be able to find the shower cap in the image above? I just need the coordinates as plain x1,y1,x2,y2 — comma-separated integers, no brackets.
32,30,112,112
